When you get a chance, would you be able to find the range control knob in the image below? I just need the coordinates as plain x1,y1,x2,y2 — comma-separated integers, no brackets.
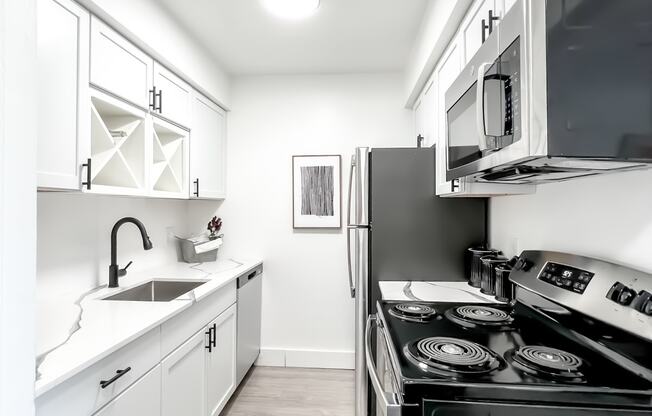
632,291,652,316
606,282,637,306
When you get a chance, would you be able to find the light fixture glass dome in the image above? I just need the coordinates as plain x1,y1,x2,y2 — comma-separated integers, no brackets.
262,0,320,20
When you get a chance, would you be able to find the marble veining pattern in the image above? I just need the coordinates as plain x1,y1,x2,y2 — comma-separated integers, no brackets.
35,258,261,397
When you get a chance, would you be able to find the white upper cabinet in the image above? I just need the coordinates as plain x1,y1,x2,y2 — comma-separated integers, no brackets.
206,304,237,416
150,117,189,198
414,75,436,149
37,0,90,190
90,17,153,109
434,37,463,196
152,63,192,128
461,0,497,65
190,91,227,200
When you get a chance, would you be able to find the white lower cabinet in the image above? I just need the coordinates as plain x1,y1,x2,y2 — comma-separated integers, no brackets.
207,305,237,416
162,329,208,416
94,365,161,416
161,303,238,416
36,283,240,416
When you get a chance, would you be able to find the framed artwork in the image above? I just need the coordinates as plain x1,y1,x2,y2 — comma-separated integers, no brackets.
292,155,342,229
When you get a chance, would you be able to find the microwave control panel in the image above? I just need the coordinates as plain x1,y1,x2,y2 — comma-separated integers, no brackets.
499,37,521,144
538,262,594,294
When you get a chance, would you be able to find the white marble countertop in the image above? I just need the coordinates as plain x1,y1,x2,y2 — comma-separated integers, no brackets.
379,281,503,303
35,258,262,397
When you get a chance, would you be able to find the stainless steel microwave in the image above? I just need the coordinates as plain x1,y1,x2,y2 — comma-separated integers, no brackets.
445,0,652,184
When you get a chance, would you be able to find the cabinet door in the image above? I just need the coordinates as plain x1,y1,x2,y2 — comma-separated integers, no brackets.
90,17,153,109
206,304,237,416
190,92,227,199
461,0,496,64
413,77,436,148
37,0,90,190
153,63,192,128
161,329,208,416
435,38,464,196
93,365,161,416
503,0,518,16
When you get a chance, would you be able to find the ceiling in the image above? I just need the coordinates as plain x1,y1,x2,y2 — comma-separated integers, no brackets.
158,0,430,75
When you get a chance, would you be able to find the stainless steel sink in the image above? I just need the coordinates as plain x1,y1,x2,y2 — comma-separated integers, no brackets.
102,280,208,302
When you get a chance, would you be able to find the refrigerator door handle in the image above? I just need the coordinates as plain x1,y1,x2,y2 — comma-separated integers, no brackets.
346,155,356,298
347,226,356,298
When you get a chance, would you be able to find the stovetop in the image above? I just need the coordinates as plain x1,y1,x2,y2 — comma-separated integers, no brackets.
377,299,652,408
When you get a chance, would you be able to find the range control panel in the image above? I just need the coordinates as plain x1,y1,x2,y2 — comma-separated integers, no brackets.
539,262,594,294
510,250,652,342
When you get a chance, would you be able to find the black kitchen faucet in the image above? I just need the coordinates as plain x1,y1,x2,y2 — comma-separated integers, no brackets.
109,217,153,288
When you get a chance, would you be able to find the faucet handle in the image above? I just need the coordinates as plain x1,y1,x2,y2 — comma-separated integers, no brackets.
119,261,133,277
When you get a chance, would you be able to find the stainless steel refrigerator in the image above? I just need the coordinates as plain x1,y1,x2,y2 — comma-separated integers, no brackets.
346,147,486,416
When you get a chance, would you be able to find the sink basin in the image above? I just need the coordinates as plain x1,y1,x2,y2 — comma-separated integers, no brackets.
102,280,208,302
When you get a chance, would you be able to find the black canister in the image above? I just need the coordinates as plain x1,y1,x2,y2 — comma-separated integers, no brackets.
480,255,508,295
495,263,514,302
495,256,519,302
467,247,499,288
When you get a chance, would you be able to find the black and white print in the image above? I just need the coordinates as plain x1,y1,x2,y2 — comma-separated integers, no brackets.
293,155,341,228
300,166,334,216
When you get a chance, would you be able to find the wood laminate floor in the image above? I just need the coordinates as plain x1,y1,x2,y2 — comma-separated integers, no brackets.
222,366,355,416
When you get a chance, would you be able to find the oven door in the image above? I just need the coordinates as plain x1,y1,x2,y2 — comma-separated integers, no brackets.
424,400,652,415
366,315,407,416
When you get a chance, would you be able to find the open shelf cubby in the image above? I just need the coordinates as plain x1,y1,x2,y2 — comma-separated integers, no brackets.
90,94,146,190
152,120,186,194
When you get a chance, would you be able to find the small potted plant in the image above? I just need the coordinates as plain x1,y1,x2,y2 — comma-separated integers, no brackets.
207,216,223,240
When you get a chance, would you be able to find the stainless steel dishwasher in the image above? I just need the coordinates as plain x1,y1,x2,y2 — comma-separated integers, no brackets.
236,264,263,384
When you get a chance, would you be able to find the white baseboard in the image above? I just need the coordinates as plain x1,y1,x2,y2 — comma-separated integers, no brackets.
255,348,354,370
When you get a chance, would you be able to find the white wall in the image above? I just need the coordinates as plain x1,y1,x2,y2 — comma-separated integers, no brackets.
77,0,231,108
0,0,37,413
490,169,652,272
36,193,191,356
188,73,413,368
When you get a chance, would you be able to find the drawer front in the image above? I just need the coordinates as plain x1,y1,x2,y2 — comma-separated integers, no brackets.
93,365,161,416
161,281,236,358
36,328,161,416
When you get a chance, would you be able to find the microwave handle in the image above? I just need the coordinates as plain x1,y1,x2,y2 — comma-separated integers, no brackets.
476,62,493,152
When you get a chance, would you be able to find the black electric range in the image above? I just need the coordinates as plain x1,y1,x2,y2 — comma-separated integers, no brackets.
367,251,652,416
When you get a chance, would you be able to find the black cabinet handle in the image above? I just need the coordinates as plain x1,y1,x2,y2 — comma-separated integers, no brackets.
193,178,200,197
149,87,157,111
487,9,500,34
149,87,163,113
481,18,488,42
100,367,131,389
205,324,217,352
82,158,91,190
205,326,213,352
451,178,460,192
157,89,163,113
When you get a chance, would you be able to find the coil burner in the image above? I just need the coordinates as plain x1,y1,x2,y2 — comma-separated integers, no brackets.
508,345,586,383
405,337,504,377
445,305,514,329
388,303,437,323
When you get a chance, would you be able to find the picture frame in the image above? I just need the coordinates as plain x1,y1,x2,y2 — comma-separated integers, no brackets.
292,155,342,229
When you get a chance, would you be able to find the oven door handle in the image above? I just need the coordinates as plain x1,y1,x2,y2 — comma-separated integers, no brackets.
366,315,402,416
475,62,493,152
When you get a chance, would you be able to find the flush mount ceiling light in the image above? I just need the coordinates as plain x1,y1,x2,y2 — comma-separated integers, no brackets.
262,0,320,19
